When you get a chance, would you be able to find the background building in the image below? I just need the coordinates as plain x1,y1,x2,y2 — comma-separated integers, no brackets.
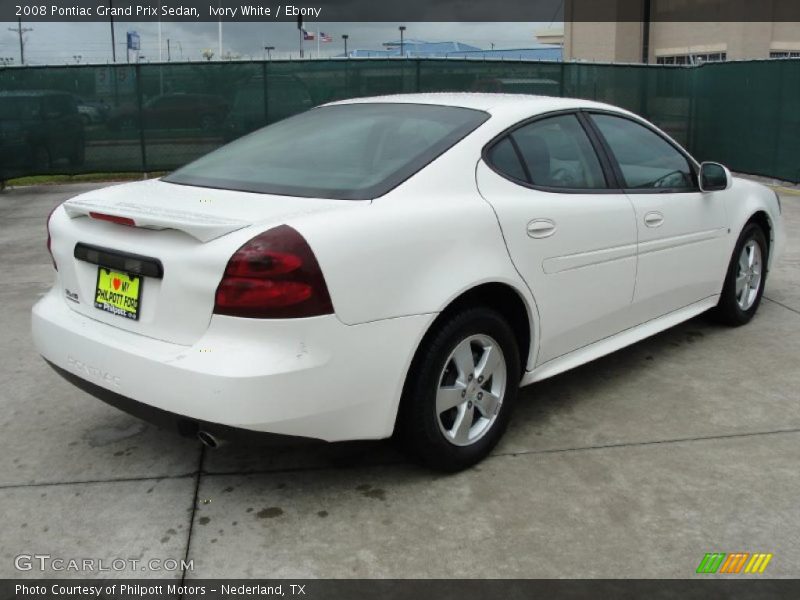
565,21,800,64
346,40,562,61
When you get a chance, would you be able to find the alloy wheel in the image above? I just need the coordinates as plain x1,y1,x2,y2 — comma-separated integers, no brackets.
736,239,763,311
436,334,507,447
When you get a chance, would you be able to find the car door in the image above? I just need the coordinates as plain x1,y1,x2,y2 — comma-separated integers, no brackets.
587,112,729,323
476,112,638,365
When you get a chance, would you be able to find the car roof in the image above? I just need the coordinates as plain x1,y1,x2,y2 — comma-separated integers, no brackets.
328,92,626,116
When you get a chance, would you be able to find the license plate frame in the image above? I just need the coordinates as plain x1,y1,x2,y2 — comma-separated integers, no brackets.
94,267,142,321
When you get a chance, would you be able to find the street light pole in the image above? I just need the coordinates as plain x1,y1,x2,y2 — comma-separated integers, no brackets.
399,25,406,58
264,46,274,60
342,34,349,57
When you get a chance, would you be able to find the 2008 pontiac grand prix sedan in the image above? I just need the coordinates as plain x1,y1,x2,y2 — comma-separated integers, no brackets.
32,93,784,471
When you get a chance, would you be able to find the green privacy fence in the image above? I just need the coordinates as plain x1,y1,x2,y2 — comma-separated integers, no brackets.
1,58,798,183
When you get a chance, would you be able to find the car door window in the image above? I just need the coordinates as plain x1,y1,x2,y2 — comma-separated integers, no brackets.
591,113,695,190
508,114,607,189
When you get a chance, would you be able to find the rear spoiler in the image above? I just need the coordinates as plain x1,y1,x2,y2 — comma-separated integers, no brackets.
63,198,249,242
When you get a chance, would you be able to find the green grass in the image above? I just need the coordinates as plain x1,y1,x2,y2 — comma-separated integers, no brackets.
5,172,168,187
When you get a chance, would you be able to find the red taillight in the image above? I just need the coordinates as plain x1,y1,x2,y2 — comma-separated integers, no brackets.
214,225,334,319
46,204,59,270
89,212,136,227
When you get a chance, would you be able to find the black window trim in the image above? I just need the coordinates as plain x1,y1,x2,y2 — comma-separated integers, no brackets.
582,108,701,194
481,109,623,195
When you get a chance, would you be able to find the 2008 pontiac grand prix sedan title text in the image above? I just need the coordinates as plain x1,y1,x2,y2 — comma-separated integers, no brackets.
32,93,784,471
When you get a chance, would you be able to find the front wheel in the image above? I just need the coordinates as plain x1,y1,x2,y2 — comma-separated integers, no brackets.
712,222,768,326
396,307,521,471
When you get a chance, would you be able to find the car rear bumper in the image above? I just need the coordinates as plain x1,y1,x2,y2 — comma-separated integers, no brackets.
32,287,433,442
45,359,311,445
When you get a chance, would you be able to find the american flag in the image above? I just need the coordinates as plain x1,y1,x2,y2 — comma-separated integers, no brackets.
302,29,315,41
320,32,333,43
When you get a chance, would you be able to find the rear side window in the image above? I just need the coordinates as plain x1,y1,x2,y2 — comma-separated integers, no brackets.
591,113,694,190
486,137,527,182
165,103,489,200
487,114,607,190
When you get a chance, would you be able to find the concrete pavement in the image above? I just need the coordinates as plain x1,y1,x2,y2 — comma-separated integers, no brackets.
1,181,798,579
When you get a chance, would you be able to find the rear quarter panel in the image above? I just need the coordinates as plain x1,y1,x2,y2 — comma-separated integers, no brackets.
289,138,537,351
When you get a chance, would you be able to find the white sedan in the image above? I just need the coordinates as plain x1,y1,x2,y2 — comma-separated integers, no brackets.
32,93,784,471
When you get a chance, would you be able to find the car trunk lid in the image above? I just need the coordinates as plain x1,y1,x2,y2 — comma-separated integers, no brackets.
51,179,360,345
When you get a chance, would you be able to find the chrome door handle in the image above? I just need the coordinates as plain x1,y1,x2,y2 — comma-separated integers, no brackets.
527,219,556,239
644,212,664,228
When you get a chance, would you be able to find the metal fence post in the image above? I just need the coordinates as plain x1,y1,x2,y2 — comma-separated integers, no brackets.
134,63,148,174
639,66,649,118
771,60,784,180
688,65,698,156
415,59,421,92
262,60,269,125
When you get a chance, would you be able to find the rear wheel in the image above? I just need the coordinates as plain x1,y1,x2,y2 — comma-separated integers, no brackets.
713,222,768,326
397,307,521,471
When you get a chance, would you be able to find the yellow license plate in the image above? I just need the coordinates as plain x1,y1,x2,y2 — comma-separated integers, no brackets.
94,267,142,320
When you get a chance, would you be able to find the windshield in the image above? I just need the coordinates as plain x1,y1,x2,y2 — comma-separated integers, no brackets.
164,103,489,200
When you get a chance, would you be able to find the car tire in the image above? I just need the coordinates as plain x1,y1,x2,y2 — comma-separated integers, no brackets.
712,222,769,326
396,307,521,471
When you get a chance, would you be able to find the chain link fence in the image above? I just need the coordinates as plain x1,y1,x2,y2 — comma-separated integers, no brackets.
1,58,798,183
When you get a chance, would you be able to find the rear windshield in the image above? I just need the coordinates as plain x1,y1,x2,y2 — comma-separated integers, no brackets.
164,103,489,200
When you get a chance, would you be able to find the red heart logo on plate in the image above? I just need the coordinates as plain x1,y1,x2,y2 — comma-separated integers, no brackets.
112,278,121,290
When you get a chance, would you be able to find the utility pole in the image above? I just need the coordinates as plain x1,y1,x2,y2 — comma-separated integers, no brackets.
641,0,651,64
109,0,116,62
157,1,164,62
167,39,171,61
264,46,274,60
9,18,33,65
342,34,349,57
217,0,223,60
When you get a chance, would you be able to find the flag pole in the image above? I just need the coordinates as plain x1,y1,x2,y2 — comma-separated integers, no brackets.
298,15,303,58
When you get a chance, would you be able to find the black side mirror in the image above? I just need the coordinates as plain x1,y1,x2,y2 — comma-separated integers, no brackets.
699,162,731,192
